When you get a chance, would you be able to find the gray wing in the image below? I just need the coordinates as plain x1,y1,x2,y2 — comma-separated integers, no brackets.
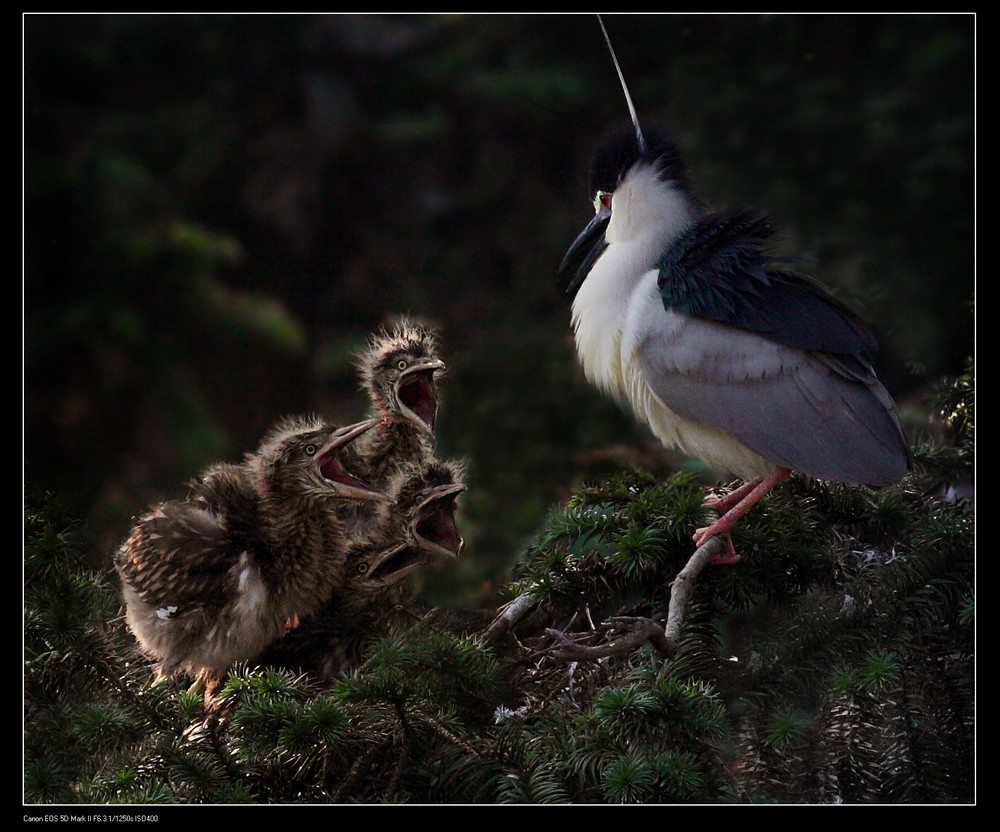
636,311,910,486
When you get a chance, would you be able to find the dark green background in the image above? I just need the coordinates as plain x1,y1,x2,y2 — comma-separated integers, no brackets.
24,14,974,603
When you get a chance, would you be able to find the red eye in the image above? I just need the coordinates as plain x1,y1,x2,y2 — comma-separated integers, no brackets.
598,191,612,210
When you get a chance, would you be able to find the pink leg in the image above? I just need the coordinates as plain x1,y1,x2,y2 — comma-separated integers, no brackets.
702,480,763,564
694,467,792,562
705,478,763,515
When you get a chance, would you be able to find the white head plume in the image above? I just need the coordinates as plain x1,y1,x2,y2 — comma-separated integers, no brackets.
598,15,646,155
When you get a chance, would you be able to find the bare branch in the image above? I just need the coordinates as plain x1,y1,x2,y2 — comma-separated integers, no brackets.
418,715,481,759
540,536,726,663
664,535,725,648
331,742,382,802
484,592,538,645
545,617,669,661
387,728,409,799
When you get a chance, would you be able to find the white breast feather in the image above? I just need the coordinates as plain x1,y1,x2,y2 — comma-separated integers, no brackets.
570,164,777,480
572,165,694,400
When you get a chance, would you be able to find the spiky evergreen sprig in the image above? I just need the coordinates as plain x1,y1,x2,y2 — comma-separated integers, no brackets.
209,631,505,802
729,490,972,694
506,471,711,625
25,489,249,804
720,473,973,803
910,358,975,494
24,363,974,804
492,658,737,804
26,491,151,802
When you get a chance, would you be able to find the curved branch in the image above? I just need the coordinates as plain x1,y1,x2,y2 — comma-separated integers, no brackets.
542,535,726,663
545,617,671,661
664,535,725,648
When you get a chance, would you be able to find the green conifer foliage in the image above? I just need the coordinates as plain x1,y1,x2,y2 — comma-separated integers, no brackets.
24,366,974,804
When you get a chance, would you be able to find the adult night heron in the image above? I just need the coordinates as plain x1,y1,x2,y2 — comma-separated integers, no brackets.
558,27,910,560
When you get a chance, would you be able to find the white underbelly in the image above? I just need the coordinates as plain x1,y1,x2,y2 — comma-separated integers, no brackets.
624,360,775,480
574,271,775,482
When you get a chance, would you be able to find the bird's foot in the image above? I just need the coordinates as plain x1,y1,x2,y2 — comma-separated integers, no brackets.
186,670,208,698
188,669,233,717
284,613,301,635
693,528,741,565
152,662,192,692
694,468,792,565
710,534,740,565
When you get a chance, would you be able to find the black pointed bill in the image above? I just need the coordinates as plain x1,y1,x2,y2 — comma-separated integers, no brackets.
558,206,611,300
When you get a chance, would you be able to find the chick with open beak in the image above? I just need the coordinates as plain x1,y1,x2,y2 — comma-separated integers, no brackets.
260,456,467,678
355,457,466,587
115,416,384,701
349,321,446,490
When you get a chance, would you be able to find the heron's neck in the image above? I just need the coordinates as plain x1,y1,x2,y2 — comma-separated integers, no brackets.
571,173,697,398
608,164,698,245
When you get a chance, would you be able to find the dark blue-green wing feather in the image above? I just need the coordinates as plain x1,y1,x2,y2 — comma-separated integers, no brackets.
658,210,877,379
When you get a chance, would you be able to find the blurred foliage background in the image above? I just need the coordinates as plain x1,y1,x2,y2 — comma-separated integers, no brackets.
24,14,974,606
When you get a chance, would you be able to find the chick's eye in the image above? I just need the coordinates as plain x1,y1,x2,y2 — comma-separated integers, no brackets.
397,360,408,371
304,444,317,456
595,191,612,212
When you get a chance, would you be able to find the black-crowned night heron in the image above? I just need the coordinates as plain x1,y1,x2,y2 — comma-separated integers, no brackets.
350,321,445,489
559,123,910,562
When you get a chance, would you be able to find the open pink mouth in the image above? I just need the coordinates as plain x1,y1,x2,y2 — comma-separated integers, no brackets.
318,449,373,493
416,496,462,556
399,371,438,430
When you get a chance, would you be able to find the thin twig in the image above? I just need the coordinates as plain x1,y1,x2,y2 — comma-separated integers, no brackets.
545,617,669,661
331,742,381,802
419,714,481,759
387,728,409,799
722,760,754,804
